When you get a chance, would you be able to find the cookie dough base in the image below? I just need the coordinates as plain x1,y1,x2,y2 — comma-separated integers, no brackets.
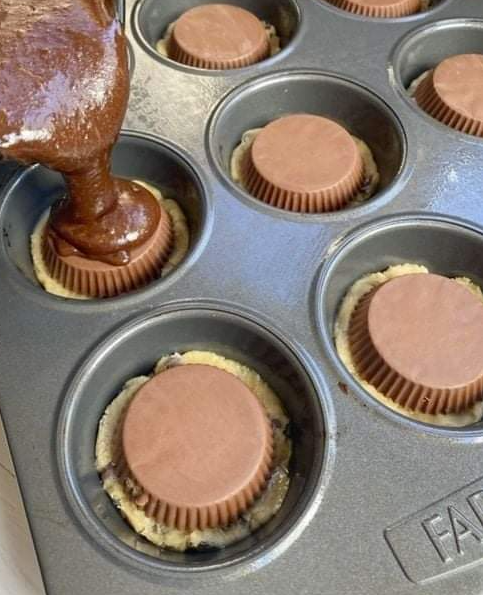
335,264,483,427
31,180,189,300
96,351,291,552
156,20,281,60
230,128,380,206
407,70,430,97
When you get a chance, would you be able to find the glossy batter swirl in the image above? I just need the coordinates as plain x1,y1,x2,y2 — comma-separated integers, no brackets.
0,0,161,265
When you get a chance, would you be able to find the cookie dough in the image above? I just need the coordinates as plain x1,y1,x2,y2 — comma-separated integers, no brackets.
156,20,281,60
96,350,291,551
230,127,380,205
31,180,189,300
335,264,483,427
407,70,430,97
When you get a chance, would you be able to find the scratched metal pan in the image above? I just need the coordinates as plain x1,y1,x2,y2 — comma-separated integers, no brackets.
1,1,483,594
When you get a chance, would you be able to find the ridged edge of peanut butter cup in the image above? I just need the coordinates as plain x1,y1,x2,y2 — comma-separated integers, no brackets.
327,0,421,18
167,4,270,70
241,114,365,213
414,55,483,138
117,364,274,532
42,206,173,298
116,439,273,531
348,276,483,415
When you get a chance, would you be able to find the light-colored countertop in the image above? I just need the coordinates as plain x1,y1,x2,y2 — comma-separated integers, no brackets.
0,417,45,595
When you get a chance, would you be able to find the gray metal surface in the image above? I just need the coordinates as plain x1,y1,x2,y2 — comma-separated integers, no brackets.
1,1,483,594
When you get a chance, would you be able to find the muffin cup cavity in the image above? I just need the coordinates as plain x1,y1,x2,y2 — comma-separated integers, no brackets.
58,306,329,576
391,18,483,136
0,132,210,304
207,71,406,218
316,213,483,437
133,0,301,72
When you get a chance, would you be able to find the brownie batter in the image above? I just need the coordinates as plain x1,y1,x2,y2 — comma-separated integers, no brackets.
407,70,431,97
0,0,170,273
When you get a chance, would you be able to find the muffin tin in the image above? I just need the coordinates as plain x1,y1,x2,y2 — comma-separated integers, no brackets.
1,1,483,594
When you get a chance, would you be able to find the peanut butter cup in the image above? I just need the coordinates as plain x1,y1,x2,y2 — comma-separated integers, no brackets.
167,4,270,69
348,274,483,415
0,0,175,298
327,0,421,17
42,198,173,298
241,114,365,212
120,364,274,531
414,54,483,137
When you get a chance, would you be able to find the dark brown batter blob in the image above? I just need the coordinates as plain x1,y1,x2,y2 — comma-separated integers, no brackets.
348,274,483,415
119,364,274,532
0,0,162,265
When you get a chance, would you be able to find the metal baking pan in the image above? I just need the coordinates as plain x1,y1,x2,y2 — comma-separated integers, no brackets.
1,1,483,593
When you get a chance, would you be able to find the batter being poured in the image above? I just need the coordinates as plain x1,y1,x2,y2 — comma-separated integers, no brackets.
0,0,174,297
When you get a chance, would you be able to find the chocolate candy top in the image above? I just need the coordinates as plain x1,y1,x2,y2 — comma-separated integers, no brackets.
327,0,421,18
415,54,483,137
168,4,270,69
121,364,273,531
242,114,364,212
349,274,483,414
